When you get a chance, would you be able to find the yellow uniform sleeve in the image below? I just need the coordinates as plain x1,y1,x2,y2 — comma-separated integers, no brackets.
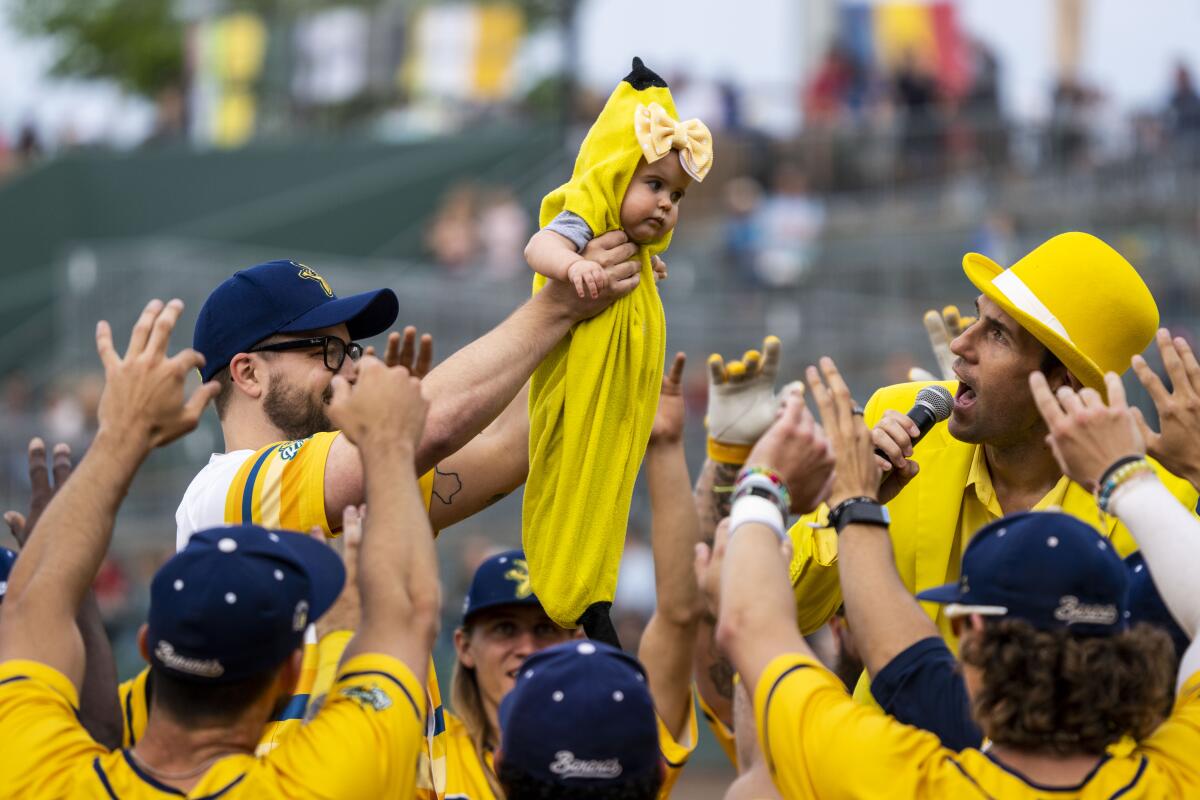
754,653,978,798
224,431,339,536
258,653,426,798
696,689,737,770
1139,669,1200,791
0,660,105,798
119,666,152,748
655,699,698,798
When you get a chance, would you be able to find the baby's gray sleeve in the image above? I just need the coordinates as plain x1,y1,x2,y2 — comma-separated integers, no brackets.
543,211,594,253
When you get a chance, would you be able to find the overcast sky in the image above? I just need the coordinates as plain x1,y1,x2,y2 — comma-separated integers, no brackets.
2,0,1198,147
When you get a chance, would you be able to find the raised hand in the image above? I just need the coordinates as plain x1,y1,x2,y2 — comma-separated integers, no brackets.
1030,370,1144,491
327,356,429,452
744,387,834,514
707,336,804,456
1130,329,1200,488
4,438,73,548
542,230,642,321
94,299,219,451
806,357,882,507
649,352,687,446
365,326,434,378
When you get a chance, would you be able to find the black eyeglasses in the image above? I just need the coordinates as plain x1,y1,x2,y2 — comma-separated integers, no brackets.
249,336,363,372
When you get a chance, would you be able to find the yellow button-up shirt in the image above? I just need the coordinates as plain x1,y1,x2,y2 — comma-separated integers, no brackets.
954,443,1071,568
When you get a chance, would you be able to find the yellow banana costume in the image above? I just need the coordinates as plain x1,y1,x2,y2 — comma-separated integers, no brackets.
524,58,696,630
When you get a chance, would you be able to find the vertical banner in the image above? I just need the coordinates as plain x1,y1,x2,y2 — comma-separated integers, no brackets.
404,2,525,102
190,12,268,147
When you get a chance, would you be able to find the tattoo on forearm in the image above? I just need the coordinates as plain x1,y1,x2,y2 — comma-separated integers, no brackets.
432,467,463,505
709,657,735,700
694,459,740,539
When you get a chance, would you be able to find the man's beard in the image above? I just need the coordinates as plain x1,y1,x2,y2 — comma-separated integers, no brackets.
263,376,333,441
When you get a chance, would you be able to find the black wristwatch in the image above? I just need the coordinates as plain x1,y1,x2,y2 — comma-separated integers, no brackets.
827,497,890,534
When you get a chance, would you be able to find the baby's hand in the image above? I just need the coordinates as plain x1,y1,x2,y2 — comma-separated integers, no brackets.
652,256,668,282
568,259,609,299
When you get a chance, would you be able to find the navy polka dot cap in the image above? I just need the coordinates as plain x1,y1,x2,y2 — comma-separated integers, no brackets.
1125,552,1190,658
0,547,16,604
498,640,659,787
147,525,344,683
917,511,1129,635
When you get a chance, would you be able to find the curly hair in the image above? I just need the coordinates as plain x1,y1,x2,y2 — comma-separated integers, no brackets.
959,619,1175,755
497,762,663,800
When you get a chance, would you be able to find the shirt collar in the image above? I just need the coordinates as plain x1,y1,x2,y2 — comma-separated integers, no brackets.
965,444,1071,516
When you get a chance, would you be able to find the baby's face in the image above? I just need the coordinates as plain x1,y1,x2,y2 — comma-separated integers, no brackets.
619,154,692,244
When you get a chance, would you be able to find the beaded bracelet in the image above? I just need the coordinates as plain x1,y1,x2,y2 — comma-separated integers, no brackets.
735,466,792,511
1096,457,1154,513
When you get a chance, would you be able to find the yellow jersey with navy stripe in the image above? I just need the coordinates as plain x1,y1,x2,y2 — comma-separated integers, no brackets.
754,652,1200,799
437,698,698,799
171,432,444,771
0,654,425,798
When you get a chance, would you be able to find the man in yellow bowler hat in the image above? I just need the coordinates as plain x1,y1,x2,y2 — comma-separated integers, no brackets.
767,231,1200,707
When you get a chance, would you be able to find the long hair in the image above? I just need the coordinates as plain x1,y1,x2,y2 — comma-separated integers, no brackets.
450,624,506,799
959,619,1175,755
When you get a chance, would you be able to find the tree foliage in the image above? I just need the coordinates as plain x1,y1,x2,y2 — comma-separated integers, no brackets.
9,0,185,96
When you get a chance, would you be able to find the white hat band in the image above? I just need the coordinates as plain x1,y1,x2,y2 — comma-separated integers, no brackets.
991,270,1073,344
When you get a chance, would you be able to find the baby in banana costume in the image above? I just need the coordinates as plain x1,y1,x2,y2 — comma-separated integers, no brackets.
523,57,713,634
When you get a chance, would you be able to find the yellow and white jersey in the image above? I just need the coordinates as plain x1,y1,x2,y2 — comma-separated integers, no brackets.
167,431,443,763
175,431,342,549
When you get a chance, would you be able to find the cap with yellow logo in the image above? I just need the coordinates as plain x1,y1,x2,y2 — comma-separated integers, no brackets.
462,549,542,623
193,259,398,381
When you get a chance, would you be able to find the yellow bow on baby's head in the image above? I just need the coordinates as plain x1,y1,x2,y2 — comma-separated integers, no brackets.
633,102,713,182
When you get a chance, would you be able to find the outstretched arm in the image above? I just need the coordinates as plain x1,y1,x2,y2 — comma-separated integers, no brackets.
0,299,218,689
323,232,641,530
639,354,704,741
806,358,940,678
416,230,640,469
5,439,123,748
327,357,439,680
708,389,832,699
426,383,530,532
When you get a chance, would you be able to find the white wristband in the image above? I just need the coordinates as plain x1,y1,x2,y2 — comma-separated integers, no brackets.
730,495,787,541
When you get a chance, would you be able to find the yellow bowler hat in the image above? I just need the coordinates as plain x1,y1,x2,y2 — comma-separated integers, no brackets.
963,232,1158,392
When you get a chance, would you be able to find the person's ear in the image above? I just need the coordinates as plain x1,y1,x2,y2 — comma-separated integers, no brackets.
137,624,151,663
229,352,266,400
454,628,477,670
1043,361,1080,392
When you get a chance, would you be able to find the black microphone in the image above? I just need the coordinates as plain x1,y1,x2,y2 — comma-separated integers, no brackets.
874,385,954,467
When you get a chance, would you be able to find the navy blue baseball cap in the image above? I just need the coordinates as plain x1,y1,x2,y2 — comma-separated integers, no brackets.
1125,552,1190,659
0,547,16,604
147,525,345,683
194,259,398,381
498,640,660,787
917,511,1129,635
462,549,543,623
